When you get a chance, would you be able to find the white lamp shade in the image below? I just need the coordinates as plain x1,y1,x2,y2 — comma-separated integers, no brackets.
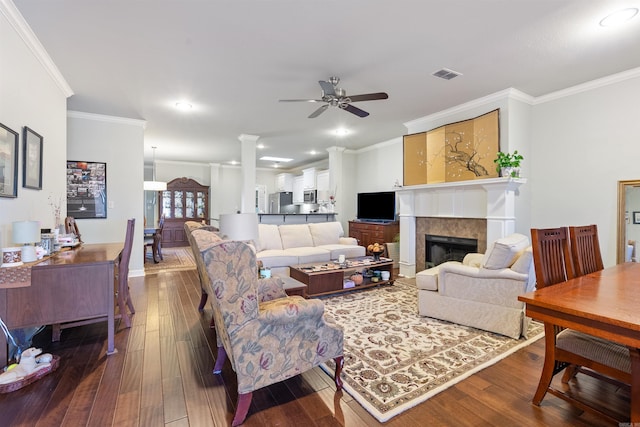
13,221,40,244
13,220,40,263
219,213,259,242
144,180,167,191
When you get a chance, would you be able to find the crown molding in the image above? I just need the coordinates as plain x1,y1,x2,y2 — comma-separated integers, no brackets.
67,110,147,129
533,66,640,105
403,88,534,131
1,0,73,97
356,136,403,154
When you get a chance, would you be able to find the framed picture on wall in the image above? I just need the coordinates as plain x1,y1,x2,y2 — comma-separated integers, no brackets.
0,122,19,198
66,160,107,218
23,126,43,190
634,212,640,225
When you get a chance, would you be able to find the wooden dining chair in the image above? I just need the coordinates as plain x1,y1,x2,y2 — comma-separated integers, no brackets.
569,224,604,277
530,227,631,423
64,216,82,243
144,215,165,263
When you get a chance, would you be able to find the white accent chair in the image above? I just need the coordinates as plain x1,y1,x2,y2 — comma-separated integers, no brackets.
415,233,535,339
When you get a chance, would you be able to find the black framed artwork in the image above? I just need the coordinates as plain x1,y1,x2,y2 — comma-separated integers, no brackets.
66,160,107,219
23,126,43,190
634,212,640,225
0,122,19,198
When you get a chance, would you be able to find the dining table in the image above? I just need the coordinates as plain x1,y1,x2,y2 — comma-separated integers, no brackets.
518,262,640,422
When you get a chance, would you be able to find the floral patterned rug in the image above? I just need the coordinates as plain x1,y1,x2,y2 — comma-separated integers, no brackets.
319,279,544,422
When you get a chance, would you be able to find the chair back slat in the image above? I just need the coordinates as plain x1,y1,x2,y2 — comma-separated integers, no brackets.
531,227,574,288
119,218,135,279
569,224,604,277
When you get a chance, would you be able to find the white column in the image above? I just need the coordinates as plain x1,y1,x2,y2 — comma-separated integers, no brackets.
327,146,345,215
397,189,416,277
238,134,259,213
481,179,524,244
209,163,221,226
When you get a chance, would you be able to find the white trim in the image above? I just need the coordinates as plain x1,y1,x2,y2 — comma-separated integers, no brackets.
533,66,640,105
355,136,403,154
0,0,73,97
67,110,147,129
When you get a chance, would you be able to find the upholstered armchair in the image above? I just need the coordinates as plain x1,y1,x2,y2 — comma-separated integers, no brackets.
184,221,220,311
200,239,344,426
416,233,535,339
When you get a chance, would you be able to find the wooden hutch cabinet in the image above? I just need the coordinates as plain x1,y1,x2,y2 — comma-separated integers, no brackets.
158,177,209,247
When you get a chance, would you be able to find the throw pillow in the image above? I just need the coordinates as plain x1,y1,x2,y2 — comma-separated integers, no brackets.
482,233,529,269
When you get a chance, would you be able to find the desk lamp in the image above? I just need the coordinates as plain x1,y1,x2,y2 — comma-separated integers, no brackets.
13,220,40,263
219,213,259,244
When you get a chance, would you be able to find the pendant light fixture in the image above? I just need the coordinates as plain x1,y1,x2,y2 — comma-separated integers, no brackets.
143,146,167,191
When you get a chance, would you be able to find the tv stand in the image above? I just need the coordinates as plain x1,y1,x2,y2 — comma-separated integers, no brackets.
349,220,399,250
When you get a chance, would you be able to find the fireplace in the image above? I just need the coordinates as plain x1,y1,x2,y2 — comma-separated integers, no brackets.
425,234,478,268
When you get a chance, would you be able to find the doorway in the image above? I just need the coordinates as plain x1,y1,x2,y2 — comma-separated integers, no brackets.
617,179,640,263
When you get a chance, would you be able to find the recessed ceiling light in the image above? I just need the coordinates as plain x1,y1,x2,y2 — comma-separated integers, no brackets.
334,128,349,136
230,160,238,165
260,156,293,162
599,8,638,27
310,150,317,155
257,143,265,149
175,101,193,111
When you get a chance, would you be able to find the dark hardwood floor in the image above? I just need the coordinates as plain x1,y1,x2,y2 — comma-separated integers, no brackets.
0,268,629,426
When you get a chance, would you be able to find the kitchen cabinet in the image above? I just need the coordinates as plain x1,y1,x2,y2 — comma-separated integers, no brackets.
293,175,304,204
316,169,330,201
302,167,316,190
276,173,294,192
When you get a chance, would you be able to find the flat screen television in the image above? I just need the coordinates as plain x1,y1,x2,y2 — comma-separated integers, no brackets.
356,191,396,222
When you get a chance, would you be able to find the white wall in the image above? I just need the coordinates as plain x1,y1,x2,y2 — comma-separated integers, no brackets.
67,112,146,274
531,72,640,266
0,1,70,248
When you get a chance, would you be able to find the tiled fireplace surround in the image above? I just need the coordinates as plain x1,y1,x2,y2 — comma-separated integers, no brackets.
397,177,525,277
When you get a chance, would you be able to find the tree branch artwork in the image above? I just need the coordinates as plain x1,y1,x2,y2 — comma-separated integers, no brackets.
445,130,490,177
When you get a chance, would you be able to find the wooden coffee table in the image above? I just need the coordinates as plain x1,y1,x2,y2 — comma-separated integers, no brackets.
289,256,394,297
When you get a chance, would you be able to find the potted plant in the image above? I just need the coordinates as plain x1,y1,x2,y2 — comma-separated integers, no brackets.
494,150,523,178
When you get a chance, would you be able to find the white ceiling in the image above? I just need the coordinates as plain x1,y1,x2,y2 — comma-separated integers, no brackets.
12,0,640,169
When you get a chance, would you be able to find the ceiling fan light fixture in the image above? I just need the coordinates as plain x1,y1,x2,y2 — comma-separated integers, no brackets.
599,8,638,27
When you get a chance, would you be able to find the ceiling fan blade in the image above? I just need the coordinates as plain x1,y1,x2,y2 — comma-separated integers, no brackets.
347,92,389,102
318,80,336,97
343,104,369,118
308,104,329,118
279,99,323,103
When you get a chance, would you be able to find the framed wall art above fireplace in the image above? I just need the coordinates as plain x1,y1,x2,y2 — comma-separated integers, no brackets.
66,160,107,219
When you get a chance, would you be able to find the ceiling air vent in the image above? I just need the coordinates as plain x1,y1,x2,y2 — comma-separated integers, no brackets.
432,68,462,80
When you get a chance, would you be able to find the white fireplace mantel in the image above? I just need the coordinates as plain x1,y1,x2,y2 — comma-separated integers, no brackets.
396,177,526,277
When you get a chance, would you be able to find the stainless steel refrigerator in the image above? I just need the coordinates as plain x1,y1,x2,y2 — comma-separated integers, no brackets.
268,192,294,214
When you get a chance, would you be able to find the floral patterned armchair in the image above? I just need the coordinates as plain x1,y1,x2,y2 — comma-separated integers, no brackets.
200,239,344,426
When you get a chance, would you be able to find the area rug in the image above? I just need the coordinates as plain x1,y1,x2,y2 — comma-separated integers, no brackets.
319,279,544,422
144,247,196,273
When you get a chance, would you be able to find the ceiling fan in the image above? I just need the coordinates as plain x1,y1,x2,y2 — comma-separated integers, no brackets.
279,76,388,118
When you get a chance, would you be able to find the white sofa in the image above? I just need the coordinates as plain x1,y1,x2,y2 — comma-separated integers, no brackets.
256,222,365,276
415,233,535,339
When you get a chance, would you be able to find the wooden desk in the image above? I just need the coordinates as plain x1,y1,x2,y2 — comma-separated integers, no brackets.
518,262,640,422
0,243,122,366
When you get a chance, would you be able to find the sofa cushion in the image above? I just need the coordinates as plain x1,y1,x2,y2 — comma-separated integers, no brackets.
482,233,529,270
279,224,314,249
285,247,331,264
308,222,344,246
258,224,283,252
316,244,365,260
511,246,533,274
256,250,298,268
